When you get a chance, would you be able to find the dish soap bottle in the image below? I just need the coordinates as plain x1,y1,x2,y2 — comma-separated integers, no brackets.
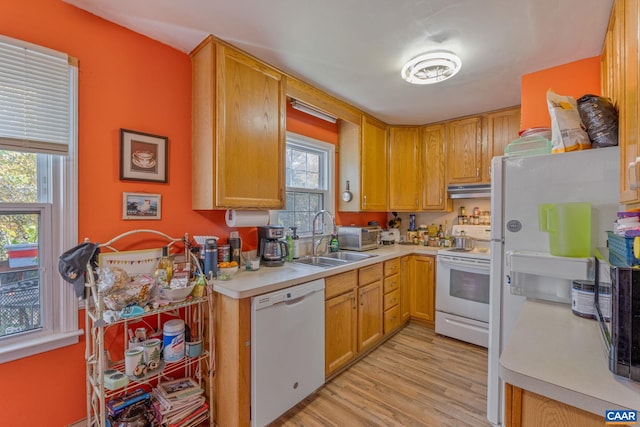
285,229,294,262
291,227,300,259
155,246,173,285
329,233,340,252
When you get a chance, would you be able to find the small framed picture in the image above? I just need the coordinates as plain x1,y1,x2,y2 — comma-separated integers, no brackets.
120,128,168,183
123,192,161,220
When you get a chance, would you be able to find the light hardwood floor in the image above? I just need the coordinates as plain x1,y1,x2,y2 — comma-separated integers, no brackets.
272,323,491,427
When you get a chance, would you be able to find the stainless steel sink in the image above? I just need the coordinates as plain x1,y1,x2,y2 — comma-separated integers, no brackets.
294,251,376,268
294,256,349,268
320,251,376,261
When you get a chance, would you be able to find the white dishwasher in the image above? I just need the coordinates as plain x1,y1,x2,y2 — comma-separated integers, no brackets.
251,278,325,427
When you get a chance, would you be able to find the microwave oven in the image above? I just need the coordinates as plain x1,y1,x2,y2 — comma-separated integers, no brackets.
594,247,640,382
336,226,380,251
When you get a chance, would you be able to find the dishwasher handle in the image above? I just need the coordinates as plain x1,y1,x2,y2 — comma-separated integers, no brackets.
252,279,325,310
285,293,311,306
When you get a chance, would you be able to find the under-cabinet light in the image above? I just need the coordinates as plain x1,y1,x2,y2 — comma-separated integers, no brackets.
290,100,337,123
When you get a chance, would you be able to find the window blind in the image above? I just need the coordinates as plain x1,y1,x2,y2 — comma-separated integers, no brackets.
0,35,71,155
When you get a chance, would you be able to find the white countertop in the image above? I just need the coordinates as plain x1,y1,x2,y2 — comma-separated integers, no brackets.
500,300,640,414
212,244,440,299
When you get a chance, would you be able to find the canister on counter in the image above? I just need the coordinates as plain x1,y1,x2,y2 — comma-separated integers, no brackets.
218,244,231,263
418,225,428,243
571,280,611,320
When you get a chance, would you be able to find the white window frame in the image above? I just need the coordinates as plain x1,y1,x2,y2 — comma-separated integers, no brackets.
271,132,335,236
0,41,80,364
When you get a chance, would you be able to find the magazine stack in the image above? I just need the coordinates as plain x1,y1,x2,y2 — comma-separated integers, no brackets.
153,377,209,427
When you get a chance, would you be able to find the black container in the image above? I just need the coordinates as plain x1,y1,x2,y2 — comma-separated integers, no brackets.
228,237,241,265
203,238,218,278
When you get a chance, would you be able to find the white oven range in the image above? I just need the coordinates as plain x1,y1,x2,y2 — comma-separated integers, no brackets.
435,225,491,348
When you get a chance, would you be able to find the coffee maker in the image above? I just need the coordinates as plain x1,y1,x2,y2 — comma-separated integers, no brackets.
257,226,288,267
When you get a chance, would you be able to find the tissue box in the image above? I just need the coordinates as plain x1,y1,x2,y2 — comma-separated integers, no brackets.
6,243,38,268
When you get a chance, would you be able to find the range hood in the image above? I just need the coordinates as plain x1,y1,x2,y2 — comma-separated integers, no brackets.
447,183,491,199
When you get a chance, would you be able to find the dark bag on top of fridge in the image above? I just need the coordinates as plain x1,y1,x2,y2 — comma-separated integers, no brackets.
546,89,591,153
576,94,618,148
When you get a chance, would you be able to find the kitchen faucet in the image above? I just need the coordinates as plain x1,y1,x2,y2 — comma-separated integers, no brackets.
312,210,336,256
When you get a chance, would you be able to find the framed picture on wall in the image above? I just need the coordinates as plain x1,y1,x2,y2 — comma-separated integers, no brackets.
123,192,162,220
120,128,168,183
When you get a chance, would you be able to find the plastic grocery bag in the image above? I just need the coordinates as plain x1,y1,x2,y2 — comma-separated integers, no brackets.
546,89,591,153
577,94,618,148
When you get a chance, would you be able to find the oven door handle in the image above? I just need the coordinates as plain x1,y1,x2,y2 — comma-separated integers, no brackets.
438,256,490,269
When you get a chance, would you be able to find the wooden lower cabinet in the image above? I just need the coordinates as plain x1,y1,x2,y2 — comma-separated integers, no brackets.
504,383,627,427
383,258,403,333
325,288,357,375
325,262,391,377
400,256,411,322
358,279,383,351
409,255,436,327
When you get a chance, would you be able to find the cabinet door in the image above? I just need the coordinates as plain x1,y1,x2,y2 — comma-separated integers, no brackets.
409,255,435,324
619,0,640,204
389,127,421,211
361,116,388,211
505,384,610,427
447,116,482,184
217,46,285,208
357,280,383,352
483,107,521,182
191,37,285,210
422,123,448,210
400,256,411,322
325,290,357,376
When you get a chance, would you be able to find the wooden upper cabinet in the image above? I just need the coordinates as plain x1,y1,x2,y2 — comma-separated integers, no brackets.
447,116,482,184
422,123,448,210
191,36,285,209
360,116,389,211
338,115,388,212
388,126,421,211
482,107,521,182
612,0,640,205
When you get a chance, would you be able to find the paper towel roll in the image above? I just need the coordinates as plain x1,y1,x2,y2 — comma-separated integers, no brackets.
225,210,270,227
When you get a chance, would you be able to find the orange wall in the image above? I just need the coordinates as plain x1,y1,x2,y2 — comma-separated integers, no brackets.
520,56,601,130
0,2,381,425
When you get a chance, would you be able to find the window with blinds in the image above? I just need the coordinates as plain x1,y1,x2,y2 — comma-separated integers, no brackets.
0,34,79,364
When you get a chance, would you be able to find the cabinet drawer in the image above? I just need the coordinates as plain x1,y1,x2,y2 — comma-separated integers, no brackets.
384,304,402,333
359,263,383,286
384,273,400,293
384,258,400,277
325,270,357,299
384,288,400,309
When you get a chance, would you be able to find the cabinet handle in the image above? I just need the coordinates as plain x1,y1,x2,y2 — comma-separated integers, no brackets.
476,167,480,177
363,195,367,206
360,292,364,305
352,295,356,309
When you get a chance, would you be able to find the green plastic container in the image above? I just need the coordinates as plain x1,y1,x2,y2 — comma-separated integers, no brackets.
538,202,591,257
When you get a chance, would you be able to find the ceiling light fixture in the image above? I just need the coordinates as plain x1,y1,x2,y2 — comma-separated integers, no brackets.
290,99,337,123
401,51,462,85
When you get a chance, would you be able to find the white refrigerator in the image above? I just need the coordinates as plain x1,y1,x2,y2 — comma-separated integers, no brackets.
487,147,620,426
